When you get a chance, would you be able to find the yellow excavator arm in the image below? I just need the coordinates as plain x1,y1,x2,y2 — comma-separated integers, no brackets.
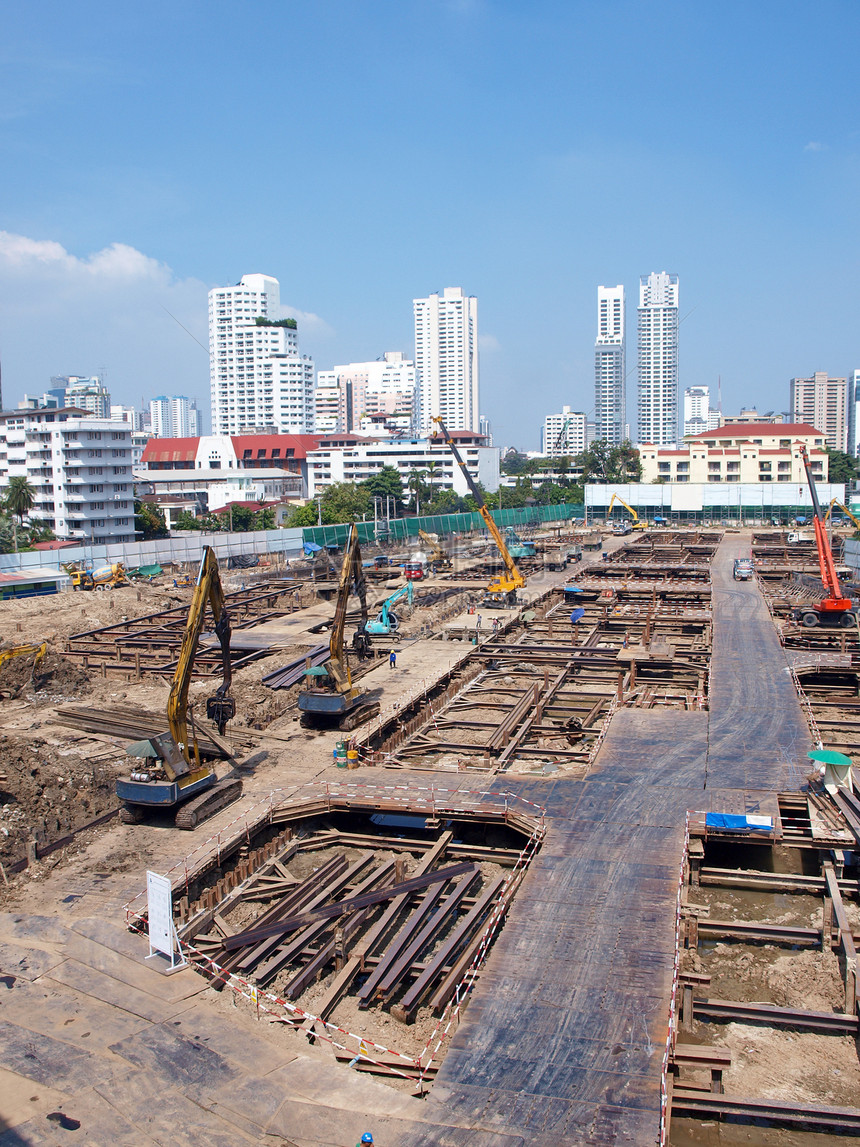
431,418,525,596
325,522,369,697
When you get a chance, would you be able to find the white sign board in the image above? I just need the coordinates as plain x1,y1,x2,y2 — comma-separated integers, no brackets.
146,870,175,958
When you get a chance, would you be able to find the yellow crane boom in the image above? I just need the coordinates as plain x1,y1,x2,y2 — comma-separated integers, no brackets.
431,417,525,605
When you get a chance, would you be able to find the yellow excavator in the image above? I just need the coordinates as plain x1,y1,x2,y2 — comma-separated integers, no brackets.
297,523,380,730
824,499,860,531
606,493,648,530
418,528,452,570
116,546,242,829
432,417,525,608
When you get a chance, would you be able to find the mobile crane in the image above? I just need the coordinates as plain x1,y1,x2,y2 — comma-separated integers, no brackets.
297,523,380,729
365,581,414,635
116,547,242,828
431,417,525,607
791,447,858,629
606,493,648,530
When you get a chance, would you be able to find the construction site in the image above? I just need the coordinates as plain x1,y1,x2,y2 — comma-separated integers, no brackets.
3,450,860,1145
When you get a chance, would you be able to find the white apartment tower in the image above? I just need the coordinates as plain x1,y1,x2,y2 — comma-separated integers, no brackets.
414,287,479,432
790,371,848,453
594,285,626,444
683,386,721,437
149,395,200,438
848,369,860,457
637,272,680,446
209,274,314,436
542,406,587,457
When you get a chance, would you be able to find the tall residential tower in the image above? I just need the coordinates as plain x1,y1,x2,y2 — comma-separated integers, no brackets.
414,287,479,432
637,272,679,446
594,285,626,444
208,274,314,436
790,371,847,452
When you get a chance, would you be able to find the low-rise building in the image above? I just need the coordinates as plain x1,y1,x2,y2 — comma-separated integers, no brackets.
638,423,829,484
0,407,135,543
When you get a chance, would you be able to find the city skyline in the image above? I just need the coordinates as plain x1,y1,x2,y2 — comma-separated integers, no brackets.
0,4,857,449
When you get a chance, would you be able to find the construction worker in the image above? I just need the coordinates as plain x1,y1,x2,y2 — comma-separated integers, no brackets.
357,1135,374,1146
389,649,397,670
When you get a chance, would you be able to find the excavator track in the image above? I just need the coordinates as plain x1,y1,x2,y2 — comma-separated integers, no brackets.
175,777,243,830
340,701,380,732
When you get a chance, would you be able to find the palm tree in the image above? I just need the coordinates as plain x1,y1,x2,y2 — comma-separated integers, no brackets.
424,461,441,507
5,476,35,524
407,469,428,516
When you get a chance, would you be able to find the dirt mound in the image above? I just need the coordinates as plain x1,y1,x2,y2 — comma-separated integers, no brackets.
0,648,90,701
0,732,119,868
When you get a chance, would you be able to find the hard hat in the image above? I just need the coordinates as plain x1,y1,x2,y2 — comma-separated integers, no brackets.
361,1136,374,1144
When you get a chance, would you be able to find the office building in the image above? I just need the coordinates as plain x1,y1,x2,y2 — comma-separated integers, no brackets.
594,285,626,444
637,272,679,446
209,274,315,436
0,407,134,543
848,370,860,456
722,408,784,425
315,353,417,435
683,387,721,437
790,371,847,452
542,406,587,457
149,395,200,438
414,287,479,432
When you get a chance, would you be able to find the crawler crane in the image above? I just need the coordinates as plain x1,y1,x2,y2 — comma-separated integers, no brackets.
116,547,242,828
791,447,858,629
431,417,525,608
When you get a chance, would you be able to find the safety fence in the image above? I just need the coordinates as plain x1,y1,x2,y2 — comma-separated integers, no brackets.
123,781,546,1089
300,502,584,549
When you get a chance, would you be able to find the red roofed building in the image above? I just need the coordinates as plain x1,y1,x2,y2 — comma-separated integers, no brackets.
638,423,829,484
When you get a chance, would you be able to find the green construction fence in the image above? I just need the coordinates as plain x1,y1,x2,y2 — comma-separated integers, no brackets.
301,502,585,549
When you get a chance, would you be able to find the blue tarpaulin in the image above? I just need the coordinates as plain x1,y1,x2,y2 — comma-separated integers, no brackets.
705,813,774,834
303,542,322,556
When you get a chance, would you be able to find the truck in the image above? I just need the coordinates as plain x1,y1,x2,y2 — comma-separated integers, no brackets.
732,558,754,581
64,562,129,591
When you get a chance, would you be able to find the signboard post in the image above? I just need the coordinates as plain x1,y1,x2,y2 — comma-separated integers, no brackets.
146,870,187,972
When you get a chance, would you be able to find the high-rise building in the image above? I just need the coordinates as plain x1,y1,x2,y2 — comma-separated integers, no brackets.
637,272,679,445
846,370,860,457
149,395,200,438
414,287,479,432
683,386,721,437
48,376,111,418
542,406,587,456
208,274,314,436
790,371,847,452
314,353,416,434
594,285,625,444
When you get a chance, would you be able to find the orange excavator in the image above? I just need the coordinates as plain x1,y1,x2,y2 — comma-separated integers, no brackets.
792,447,858,629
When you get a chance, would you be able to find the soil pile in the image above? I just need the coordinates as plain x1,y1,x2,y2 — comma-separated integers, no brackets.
0,648,90,701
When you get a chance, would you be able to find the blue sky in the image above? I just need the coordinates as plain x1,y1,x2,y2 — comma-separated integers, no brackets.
0,0,857,448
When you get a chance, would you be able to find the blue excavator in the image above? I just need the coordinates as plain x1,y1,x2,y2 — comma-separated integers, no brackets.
365,581,414,635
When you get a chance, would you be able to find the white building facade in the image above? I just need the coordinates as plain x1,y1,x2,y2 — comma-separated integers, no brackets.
790,371,848,452
848,369,860,457
639,422,829,484
637,272,679,446
306,433,498,499
209,274,314,437
149,395,200,438
315,352,417,434
414,287,479,432
542,406,587,456
683,386,721,437
0,408,135,543
594,285,626,444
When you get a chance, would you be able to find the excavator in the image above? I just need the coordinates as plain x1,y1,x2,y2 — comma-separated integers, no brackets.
431,417,525,608
297,523,380,730
365,581,414,635
824,499,860,531
791,447,858,630
418,528,452,570
115,547,242,828
606,493,648,530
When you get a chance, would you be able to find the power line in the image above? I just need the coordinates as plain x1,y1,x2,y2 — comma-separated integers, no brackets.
160,305,208,354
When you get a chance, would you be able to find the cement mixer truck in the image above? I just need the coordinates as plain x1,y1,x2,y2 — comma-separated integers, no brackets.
63,562,129,591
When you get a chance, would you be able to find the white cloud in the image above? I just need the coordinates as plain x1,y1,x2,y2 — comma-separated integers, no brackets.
277,301,334,337
0,231,209,409
804,141,826,152
479,333,501,352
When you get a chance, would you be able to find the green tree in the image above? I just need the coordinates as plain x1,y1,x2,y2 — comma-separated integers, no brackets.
134,499,168,539
500,451,529,475
361,465,405,509
406,469,429,514
424,460,442,501
4,476,35,524
254,508,276,530
824,448,859,486
285,502,321,527
174,510,204,530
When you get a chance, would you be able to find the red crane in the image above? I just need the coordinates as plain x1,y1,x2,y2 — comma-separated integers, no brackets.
794,446,856,629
